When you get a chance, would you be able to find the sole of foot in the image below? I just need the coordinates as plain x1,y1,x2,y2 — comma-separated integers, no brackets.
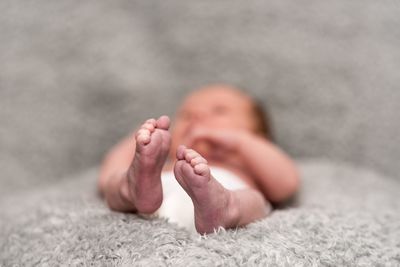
173,145,239,234
126,115,171,214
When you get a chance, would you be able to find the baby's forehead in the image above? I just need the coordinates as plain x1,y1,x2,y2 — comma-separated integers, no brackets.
182,87,254,107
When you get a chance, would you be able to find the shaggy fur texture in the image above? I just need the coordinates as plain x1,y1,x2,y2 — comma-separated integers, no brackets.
1,161,399,266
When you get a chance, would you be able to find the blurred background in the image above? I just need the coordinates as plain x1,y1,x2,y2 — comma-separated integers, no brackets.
1,0,399,196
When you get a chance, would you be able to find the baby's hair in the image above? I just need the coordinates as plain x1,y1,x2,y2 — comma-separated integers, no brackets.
233,85,274,142
251,100,274,142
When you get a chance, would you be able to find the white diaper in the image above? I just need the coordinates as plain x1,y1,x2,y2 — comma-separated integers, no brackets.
147,166,249,233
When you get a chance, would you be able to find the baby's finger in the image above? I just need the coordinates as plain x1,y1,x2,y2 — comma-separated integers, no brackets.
186,129,214,146
193,130,229,147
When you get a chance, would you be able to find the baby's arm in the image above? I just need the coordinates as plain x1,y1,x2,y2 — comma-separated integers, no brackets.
188,129,300,203
236,133,300,203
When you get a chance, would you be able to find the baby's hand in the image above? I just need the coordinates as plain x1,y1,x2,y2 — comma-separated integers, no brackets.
186,128,251,161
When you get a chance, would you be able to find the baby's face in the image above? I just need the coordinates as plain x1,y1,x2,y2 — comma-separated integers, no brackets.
170,85,257,157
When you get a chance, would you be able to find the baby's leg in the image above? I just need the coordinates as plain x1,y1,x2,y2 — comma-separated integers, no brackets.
174,146,271,234
104,116,171,213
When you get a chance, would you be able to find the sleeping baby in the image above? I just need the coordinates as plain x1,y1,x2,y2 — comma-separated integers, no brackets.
98,84,300,234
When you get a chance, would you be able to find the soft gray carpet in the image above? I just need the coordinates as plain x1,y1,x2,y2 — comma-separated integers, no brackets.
1,161,399,266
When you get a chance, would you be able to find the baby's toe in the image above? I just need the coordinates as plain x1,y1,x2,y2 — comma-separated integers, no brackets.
184,149,200,163
194,163,210,176
141,122,155,133
156,115,171,130
176,145,187,160
136,129,151,145
190,156,207,167
145,118,157,126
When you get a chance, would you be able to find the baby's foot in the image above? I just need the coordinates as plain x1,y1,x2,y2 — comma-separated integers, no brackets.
125,116,171,213
174,145,239,234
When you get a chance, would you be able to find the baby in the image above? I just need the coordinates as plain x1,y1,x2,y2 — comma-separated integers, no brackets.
98,84,299,234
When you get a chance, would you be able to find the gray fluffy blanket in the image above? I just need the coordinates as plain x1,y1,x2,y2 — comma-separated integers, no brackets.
1,160,399,266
